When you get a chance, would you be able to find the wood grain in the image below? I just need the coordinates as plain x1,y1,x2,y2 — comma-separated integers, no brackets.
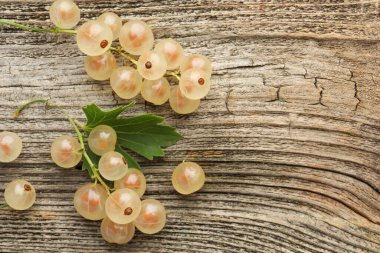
1,0,380,252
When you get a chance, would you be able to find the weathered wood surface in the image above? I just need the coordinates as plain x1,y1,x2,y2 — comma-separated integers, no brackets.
1,0,380,252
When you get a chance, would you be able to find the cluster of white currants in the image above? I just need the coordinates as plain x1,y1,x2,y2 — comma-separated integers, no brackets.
49,0,212,114
1,127,206,244
50,124,206,244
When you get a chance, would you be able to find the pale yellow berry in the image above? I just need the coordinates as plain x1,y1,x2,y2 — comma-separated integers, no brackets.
0,131,22,163
101,216,135,244
172,162,205,195
119,20,154,55
154,39,184,70
73,183,108,221
49,0,80,29
51,135,82,168
115,168,146,197
4,179,36,210
169,86,200,114
134,199,166,234
105,188,141,224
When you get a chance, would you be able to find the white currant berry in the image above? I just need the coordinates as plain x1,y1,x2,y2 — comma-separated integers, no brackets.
154,39,184,70
169,86,200,114
141,77,171,105
105,188,141,224
115,168,146,197
98,151,128,181
84,52,117,81
0,131,22,163
110,66,142,99
134,199,166,234
73,183,108,221
137,51,167,80
49,0,80,29
4,179,36,210
172,162,205,195
76,20,113,56
101,216,135,244
88,125,117,156
119,20,154,55
98,12,122,40
180,54,212,77
179,68,211,100
51,135,82,168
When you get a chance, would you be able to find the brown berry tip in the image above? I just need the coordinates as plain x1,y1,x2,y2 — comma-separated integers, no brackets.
124,207,133,215
145,61,152,69
24,184,32,191
100,40,109,48
198,78,205,85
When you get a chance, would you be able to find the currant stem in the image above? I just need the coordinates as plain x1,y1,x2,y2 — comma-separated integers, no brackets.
166,71,181,81
110,47,138,65
14,99,111,195
0,203,9,209
0,19,77,34
14,99,50,118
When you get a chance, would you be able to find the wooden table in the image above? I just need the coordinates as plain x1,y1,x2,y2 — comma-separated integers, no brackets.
1,1,379,252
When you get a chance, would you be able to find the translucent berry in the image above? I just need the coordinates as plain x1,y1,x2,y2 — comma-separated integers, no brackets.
105,188,141,224
101,216,135,244
76,20,113,56
141,77,170,105
115,168,146,197
88,125,117,156
4,179,36,210
169,86,200,114
179,68,211,100
110,66,142,99
119,20,154,55
137,51,167,80
154,39,184,70
180,54,212,77
0,131,22,163
134,199,166,234
74,183,108,221
51,135,82,168
84,52,117,81
49,0,80,29
98,151,128,181
172,162,205,195
98,12,122,41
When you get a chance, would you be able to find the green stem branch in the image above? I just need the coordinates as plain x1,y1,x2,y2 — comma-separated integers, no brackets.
110,46,138,65
0,203,9,209
0,19,77,34
14,99,110,194
166,71,181,81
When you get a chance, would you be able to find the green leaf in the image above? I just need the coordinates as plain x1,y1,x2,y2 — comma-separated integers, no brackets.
82,103,182,166
82,146,100,177
83,102,135,132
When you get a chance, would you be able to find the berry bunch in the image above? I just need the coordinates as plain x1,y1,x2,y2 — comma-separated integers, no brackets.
0,0,209,245
48,0,212,114
1,124,205,244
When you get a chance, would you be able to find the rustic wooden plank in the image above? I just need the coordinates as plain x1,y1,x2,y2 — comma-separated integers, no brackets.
1,0,380,252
